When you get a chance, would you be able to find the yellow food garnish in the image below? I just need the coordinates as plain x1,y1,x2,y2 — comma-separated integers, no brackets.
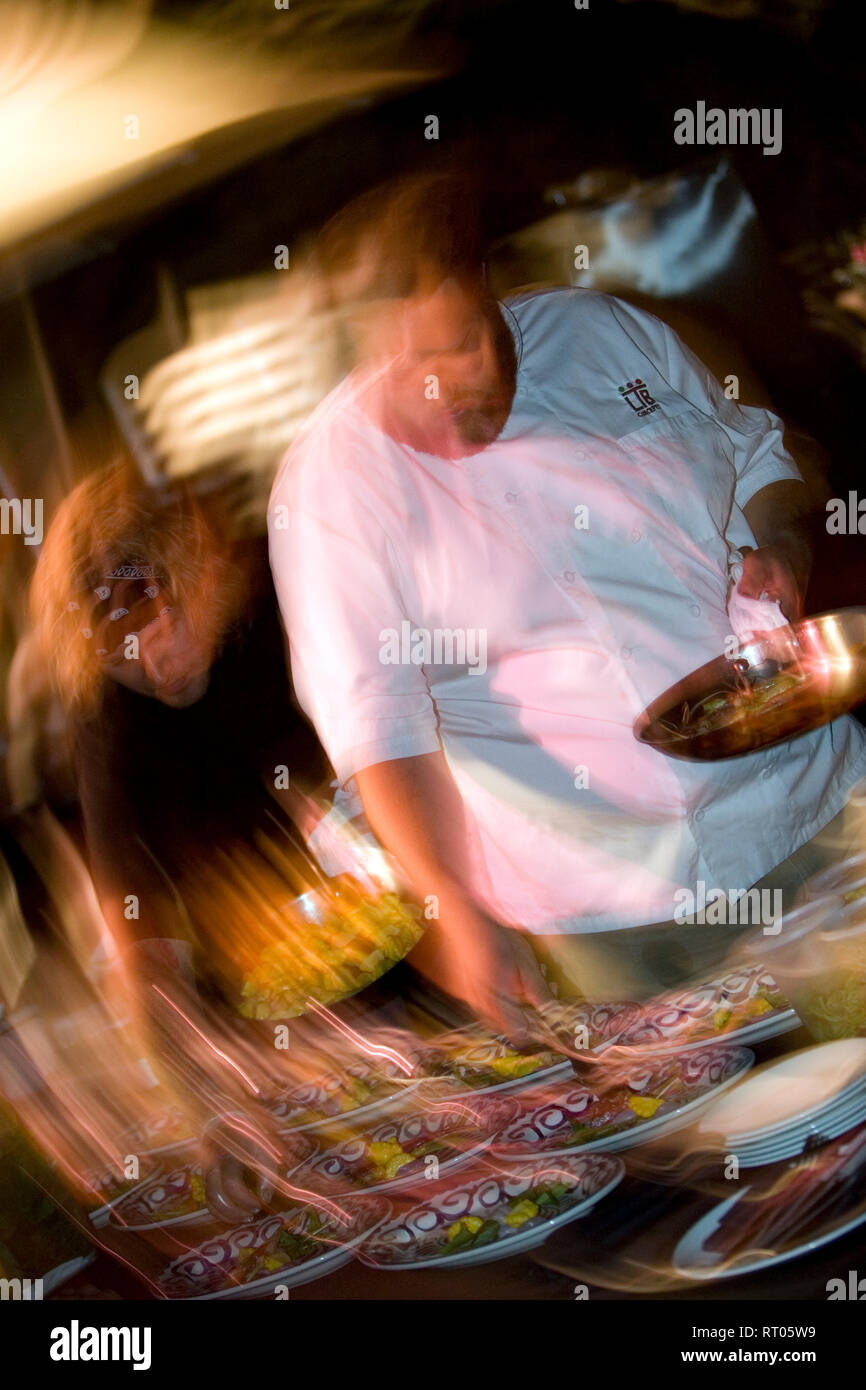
367,1140,405,1165
842,884,866,904
238,892,423,1019
505,1199,539,1228
263,1254,286,1272
713,1008,732,1030
368,1138,414,1181
448,1216,483,1241
190,1174,206,1206
747,996,773,1016
384,1154,414,1181
628,1095,665,1118
488,1055,541,1078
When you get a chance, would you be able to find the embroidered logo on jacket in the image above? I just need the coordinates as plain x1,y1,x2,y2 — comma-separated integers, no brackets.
618,379,659,418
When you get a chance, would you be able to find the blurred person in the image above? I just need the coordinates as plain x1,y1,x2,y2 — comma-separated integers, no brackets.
270,172,866,1039
32,459,324,963
6,624,119,988
32,459,338,1214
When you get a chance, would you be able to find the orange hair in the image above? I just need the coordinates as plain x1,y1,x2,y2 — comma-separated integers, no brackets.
31,460,246,715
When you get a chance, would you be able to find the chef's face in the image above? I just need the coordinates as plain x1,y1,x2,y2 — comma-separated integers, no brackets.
375,277,516,459
100,607,213,707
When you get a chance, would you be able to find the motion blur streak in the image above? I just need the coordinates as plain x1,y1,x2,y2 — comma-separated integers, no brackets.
151,987,262,1099
0,0,444,252
304,1000,417,1076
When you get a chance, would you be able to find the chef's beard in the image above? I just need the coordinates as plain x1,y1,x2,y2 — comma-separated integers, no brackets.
448,301,518,449
447,398,510,448
375,297,519,458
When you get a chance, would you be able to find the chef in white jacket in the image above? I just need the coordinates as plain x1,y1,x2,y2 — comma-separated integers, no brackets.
269,177,866,1037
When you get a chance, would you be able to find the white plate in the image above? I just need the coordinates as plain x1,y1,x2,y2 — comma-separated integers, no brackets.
315,1137,490,1197
272,1078,423,1136
695,1008,800,1051
412,1026,572,1100
295,1130,494,1197
700,1039,866,1143
106,1162,208,1233
114,1105,198,1158
674,1186,866,1281
87,1161,170,1229
492,1048,754,1158
416,1061,572,1102
729,1100,866,1168
113,1206,214,1234
159,1201,390,1300
597,1008,799,1057
598,965,798,1056
539,1000,644,1054
730,1090,866,1150
41,1254,96,1296
726,1084,866,1148
105,1138,315,1232
359,1154,624,1270
187,1228,368,1299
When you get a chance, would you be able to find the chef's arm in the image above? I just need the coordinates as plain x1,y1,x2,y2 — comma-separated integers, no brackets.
354,750,476,900
740,479,813,619
743,479,813,562
354,751,552,1038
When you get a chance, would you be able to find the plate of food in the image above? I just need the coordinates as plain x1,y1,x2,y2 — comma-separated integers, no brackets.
158,1195,390,1299
635,608,866,760
109,1163,210,1232
86,1155,163,1227
604,966,798,1054
537,999,643,1054
268,1058,419,1135
291,1096,520,1196
116,1104,197,1158
412,1026,571,1098
358,1153,624,1269
674,1120,866,1280
490,1046,754,1157
107,1125,318,1231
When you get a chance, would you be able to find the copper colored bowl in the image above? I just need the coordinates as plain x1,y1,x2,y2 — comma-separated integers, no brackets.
634,607,866,761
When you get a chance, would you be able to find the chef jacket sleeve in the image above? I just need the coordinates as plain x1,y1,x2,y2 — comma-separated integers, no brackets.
607,297,803,510
268,441,441,788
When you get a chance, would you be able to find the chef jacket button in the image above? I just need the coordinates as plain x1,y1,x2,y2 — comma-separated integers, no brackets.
630,527,642,542
620,645,632,660
694,808,705,821
563,570,576,583
761,766,774,780
690,603,701,617
504,491,518,503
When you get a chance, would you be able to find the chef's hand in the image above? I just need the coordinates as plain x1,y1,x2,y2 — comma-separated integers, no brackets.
409,895,553,1044
737,542,808,623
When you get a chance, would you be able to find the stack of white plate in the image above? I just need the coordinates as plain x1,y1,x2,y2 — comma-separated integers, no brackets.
697,1038,866,1167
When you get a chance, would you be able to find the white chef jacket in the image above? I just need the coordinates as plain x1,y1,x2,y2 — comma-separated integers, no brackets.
269,288,866,934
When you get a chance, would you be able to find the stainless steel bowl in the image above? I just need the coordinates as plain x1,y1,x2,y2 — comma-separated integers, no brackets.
634,607,866,761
